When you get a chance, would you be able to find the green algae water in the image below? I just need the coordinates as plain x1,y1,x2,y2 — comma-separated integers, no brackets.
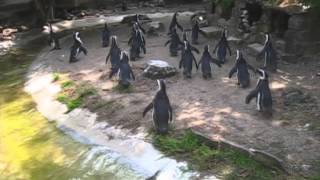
0,41,141,180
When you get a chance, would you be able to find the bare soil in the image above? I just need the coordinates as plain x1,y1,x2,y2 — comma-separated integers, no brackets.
42,13,320,177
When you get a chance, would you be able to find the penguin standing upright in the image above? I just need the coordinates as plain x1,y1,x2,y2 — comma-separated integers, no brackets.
182,31,188,41
213,29,232,64
191,21,204,44
179,40,199,78
257,33,278,72
128,23,146,61
198,45,221,79
48,23,60,50
133,14,146,34
102,23,111,47
168,12,183,34
165,28,183,57
143,79,173,134
69,32,87,63
229,50,255,88
106,36,121,78
246,68,273,116
110,51,135,87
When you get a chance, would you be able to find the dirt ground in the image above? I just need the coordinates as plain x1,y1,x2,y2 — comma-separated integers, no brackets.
41,13,320,177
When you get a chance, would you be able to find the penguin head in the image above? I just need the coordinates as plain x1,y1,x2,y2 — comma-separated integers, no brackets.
222,29,228,38
111,36,118,47
204,45,209,52
236,49,243,61
256,68,268,80
183,31,188,41
120,51,129,63
183,41,188,50
265,33,271,43
174,12,178,17
133,22,139,30
157,79,166,92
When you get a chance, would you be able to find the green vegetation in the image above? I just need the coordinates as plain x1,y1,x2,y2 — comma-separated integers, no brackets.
153,130,284,179
217,0,234,10
56,79,97,112
112,84,134,94
52,73,60,82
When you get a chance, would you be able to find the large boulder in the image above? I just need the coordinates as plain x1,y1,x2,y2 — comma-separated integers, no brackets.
143,60,177,79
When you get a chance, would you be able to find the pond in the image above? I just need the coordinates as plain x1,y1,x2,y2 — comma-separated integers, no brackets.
0,42,142,180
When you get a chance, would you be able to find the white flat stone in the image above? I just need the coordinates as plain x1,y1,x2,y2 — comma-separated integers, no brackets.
200,26,222,38
248,43,264,55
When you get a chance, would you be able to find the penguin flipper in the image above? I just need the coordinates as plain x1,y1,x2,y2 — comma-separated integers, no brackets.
210,57,222,67
191,46,200,54
245,89,258,104
130,68,135,80
169,104,173,122
192,55,199,70
176,23,184,32
143,103,153,117
228,66,237,78
165,40,171,46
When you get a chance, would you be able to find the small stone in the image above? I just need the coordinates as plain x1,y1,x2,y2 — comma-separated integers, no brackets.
200,26,222,38
143,60,177,79
316,73,320,77
2,28,18,36
146,21,165,36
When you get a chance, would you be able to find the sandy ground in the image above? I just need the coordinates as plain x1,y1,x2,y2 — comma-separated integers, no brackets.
39,13,320,176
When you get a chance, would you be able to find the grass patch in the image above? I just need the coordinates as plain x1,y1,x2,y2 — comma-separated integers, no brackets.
153,130,284,179
52,73,60,82
112,84,134,94
56,79,97,113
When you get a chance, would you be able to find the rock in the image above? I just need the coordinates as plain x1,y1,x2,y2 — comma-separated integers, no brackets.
190,12,209,27
2,28,18,36
275,40,286,53
247,43,264,56
146,21,165,36
121,14,152,24
143,60,177,79
227,36,243,45
18,25,29,32
200,26,222,38
317,73,320,77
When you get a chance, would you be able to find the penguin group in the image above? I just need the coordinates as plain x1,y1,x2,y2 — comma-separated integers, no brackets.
47,11,278,134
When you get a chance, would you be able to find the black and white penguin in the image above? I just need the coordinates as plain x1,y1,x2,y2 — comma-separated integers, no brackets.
246,68,273,116
110,51,135,87
229,50,255,88
213,29,232,64
128,23,146,61
182,31,188,41
102,23,111,47
106,36,121,78
143,79,173,134
168,12,183,34
191,21,204,44
198,45,221,79
179,40,199,78
69,32,87,63
165,28,183,57
48,23,61,50
133,14,146,34
257,33,278,72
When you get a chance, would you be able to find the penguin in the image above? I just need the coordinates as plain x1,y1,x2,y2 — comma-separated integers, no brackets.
164,28,183,57
128,23,146,61
69,32,87,63
198,45,221,79
133,14,146,34
48,23,61,50
191,21,204,44
143,79,173,134
213,29,232,64
179,40,199,78
110,51,135,87
168,12,183,34
257,33,278,72
229,50,255,88
106,36,121,78
182,31,188,41
102,23,111,47
246,68,273,116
